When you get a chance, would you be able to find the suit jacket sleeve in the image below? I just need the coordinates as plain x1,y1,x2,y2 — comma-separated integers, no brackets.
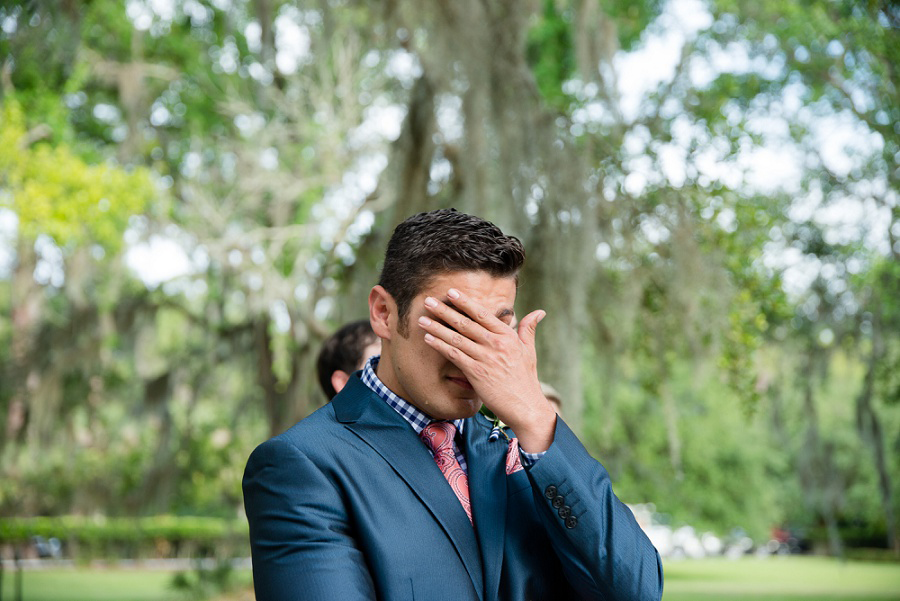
524,418,664,601
242,437,376,600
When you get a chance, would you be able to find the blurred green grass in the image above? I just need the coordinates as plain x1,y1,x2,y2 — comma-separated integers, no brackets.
664,556,900,600
0,566,254,601
0,568,179,601
1,557,898,600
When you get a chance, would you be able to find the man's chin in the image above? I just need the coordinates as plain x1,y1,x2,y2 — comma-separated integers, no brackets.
458,399,482,418
430,398,482,421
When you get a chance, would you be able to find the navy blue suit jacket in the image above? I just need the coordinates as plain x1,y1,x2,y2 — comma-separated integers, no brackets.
243,376,663,600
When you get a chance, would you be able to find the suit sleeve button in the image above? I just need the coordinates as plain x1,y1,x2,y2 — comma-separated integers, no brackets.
565,515,578,529
558,505,571,519
551,495,565,509
544,485,557,499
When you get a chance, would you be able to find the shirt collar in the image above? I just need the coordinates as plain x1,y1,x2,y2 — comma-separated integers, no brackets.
361,355,465,436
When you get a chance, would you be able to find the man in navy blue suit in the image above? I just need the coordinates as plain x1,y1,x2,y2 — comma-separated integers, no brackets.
243,209,663,600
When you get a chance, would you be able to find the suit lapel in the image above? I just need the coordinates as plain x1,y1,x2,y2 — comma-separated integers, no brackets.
334,379,485,601
464,413,509,601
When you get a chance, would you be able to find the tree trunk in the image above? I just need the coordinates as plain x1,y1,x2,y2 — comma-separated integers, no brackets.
255,316,314,435
337,74,438,322
133,372,175,513
798,353,844,557
660,381,683,481
5,242,42,447
855,310,898,552
342,0,606,433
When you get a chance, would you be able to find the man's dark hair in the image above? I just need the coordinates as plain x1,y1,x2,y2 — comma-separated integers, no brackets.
378,208,525,335
316,320,378,399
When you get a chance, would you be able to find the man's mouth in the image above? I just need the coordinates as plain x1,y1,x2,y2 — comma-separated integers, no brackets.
447,376,474,391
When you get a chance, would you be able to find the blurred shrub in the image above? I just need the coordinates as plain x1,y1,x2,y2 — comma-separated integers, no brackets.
844,548,900,563
0,515,249,560
171,558,241,600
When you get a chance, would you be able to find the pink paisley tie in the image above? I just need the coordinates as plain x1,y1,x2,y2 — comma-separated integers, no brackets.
420,422,473,525
505,437,524,475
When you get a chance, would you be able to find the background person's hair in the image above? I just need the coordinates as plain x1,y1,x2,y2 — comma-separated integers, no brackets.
540,382,562,407
316,319,377,399
378,208,526,335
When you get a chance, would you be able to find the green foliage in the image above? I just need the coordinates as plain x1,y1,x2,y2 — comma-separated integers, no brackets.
526,0,576,112
0,4,81,95
598,0,664,52
583,347,780,540
0,0,896,558
525,0,665,107
0,344,263,519
709,0,900,163
0,101,155,253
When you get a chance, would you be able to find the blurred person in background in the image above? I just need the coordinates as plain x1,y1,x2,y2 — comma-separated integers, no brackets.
541,381,563,416
315,319,382,399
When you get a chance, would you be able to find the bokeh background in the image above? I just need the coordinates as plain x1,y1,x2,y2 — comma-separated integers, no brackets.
1,0,898,599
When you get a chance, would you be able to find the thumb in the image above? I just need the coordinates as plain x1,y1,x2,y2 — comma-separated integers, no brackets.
517,309,546,346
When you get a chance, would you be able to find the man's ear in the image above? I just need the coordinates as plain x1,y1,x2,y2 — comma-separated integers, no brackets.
331,370,351,395
369,285,394,340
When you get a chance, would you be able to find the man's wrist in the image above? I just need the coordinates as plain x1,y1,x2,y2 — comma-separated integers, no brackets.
507,404,557,454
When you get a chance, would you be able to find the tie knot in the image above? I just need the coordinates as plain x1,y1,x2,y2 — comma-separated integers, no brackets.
420,421,456,453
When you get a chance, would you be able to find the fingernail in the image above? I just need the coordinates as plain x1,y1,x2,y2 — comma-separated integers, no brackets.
418,316,432,326
448,288,460,299
424,297,438,308
537,311,546,323
424,333,435,342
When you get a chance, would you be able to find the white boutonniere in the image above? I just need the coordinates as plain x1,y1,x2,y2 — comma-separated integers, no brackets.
479,406,512,442
480,406,525,475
